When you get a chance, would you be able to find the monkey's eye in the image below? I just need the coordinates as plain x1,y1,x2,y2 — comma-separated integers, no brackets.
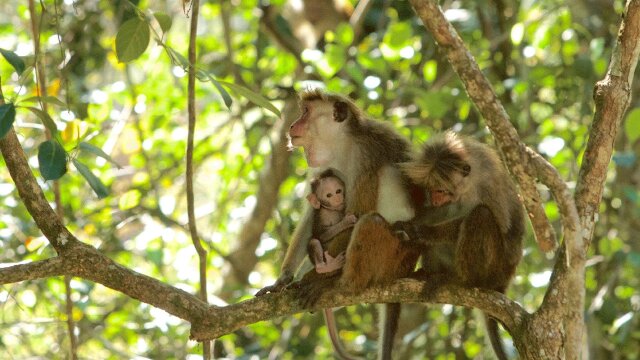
336,189,342,194
326,193,332,198
462,164,471,176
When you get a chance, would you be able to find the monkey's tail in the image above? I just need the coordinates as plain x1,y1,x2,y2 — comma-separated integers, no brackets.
323,308,363,360
485,313,509,360
378,303,400,360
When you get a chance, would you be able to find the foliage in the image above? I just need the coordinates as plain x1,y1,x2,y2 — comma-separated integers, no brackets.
0,0,638,359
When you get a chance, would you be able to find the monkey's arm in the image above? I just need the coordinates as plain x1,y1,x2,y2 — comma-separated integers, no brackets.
317,214,357,243
417,201,475,226
256,204,313,296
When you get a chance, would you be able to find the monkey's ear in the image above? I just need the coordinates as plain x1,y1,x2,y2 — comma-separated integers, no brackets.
307,193,321,209
462,163,471,177
333,101,349,122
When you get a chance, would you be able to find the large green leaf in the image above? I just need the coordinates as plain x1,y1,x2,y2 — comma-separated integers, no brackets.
0,103,16,139
218,80,281,117
38,140,67,180
72,158,109,198
79,142,122,169
115,17,150,63
0,48,25,75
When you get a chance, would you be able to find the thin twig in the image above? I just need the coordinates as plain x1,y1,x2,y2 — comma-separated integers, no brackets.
186,0,211,358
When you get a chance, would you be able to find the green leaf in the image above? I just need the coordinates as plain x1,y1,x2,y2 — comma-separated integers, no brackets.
153,12,172,33
17,65,35,85
19,95,67,108
0,48,25,75
115,17,151,63
79,142,122,169
38,140,67,180
164,46,190,69
218,80,281,117
24,107,58,135
0,103,16,139
72,158,109,198
624,107,640,142
119,189,141,210
423,60,438,83
199,70,233,109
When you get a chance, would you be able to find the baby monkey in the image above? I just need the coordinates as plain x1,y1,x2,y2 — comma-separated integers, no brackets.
307,169,357,274
393,131,525,360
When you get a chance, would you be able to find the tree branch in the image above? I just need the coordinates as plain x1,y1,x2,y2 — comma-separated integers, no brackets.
190,278,528,342
575,0,640,244
0,257,66,283
408,0,559,254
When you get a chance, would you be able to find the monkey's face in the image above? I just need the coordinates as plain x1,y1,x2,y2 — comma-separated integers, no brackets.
288,100,348,168
316,177,346,211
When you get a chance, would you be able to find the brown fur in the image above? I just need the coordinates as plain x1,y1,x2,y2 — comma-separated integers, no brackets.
283,90,421,360
395,132,525,360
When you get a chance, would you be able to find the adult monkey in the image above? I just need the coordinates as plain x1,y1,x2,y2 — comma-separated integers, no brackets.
393,132,525,360
256,89,422,360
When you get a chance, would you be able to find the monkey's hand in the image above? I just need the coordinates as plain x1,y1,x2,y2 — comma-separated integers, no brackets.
315,251,346,274
391,221,419,242
255,273,294,296
345,214,357,224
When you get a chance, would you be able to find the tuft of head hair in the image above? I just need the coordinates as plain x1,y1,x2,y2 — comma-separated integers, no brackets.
401,131,470,191
310,168,341,194
299,89,363,123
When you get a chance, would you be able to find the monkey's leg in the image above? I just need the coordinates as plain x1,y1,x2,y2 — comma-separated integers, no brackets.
456,205,513,289
340,213,420,360
293,229,352,307
308,238,326,269
458,205,512,360
339,213,418,292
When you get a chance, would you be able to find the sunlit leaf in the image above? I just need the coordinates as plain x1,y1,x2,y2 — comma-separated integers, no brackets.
511,23,525,45
119,189,142,210
624,107,640,142
24,107,58,135
0,103,16,139
335,23,354,46
219,80,281,117
38,140,67,180
199,70,233,109
72,158,109,198
153,12,172,33
79,141,123,169
19,95,67,108
115,17,150,63
0,48,25,75
423,60,437,83
164,45,190,69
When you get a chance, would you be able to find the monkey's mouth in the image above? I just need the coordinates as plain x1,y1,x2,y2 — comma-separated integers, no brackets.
288,136,303,146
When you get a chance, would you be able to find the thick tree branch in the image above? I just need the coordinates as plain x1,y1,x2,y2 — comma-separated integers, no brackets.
190,278,528,341
0,257,66,283
576,0,640,244
409,0,559,254
0,115,211,329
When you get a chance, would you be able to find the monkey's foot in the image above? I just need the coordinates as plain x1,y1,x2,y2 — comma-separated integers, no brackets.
409,271,451,296
255,274,294,296
296,275,339,309
315,251,345,274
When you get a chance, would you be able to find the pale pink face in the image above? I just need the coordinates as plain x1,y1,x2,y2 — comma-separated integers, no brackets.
315,176,346,211
288,101,345,168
